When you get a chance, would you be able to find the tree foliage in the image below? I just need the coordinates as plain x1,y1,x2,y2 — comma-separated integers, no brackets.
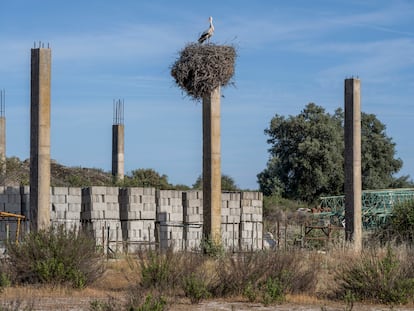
258,103,409,203
123,169,172,189
193,174,239,191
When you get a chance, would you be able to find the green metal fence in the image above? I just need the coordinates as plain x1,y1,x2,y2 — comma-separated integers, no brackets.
319,188,414,229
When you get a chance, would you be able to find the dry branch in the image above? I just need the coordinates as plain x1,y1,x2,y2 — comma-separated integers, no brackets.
171,43,236,100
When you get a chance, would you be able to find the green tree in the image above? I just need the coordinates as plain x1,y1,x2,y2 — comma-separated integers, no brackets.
123,169,172,189
258,103,344,202
193,174,239,191
361,113,403,189
258,103,408,203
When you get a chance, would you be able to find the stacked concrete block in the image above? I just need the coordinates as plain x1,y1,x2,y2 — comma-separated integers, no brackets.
50,187,81,232
156,190,184,251
81,187,122,253
240,192,263,250
183,190,203,251
0,187,22,214
119,187,156,252
0,187,23,243
221,192,241,250
20,186,30,234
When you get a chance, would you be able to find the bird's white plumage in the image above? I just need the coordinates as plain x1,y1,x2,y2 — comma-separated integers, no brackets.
198,16,214,44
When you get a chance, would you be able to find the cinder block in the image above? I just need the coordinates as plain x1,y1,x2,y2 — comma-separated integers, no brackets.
52,187,69,195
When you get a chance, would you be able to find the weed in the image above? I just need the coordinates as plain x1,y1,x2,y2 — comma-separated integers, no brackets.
129,293,167,311
336,246,414,304
261,277,285,306
182,272,211,304
89,297,120,311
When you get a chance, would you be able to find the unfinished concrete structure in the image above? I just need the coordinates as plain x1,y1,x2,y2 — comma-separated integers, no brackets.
30,44,51,231
112,99,124,181
0,186,263,253
202,86,222,245
0,89,5,173
344,78,362,252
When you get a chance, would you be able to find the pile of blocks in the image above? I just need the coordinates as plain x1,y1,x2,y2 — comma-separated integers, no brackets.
182,190,203,251
50,187,81,231
119,187,156,252
81,187,122,253
156,190,184,251
221,192,241,251
240,192,263,250
0,187,24,243
0,186,264,253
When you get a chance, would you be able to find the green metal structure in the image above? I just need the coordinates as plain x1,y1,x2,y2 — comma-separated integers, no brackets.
319,188,414,229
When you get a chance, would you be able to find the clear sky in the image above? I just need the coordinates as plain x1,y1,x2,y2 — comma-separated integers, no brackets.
0,1,413,190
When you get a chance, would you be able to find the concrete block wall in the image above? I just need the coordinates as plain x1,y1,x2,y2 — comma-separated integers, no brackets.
81,187,122,253
183,190,203,251
240,192,263,250
156,190,184,251
51,187,82,231
0,187,24,242
221,192,241,250
119,187,156,253
0,186,263,252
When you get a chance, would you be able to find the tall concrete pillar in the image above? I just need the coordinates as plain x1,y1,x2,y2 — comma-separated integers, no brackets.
344,78,362,252
30,46,51,231
112,99,124,182
0,89,5,173
202,86,222,246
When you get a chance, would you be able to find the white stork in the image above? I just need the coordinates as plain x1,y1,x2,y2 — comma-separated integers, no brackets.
198,16,214,44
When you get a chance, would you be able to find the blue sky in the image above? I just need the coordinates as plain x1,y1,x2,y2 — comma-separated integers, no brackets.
0,1,413,190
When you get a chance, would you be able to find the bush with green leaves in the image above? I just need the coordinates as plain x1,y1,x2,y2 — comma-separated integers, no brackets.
6,226,104,288
261,277,285,306
388,200,414,244
335,246,414,304
213,250,318,304
182,272,211,304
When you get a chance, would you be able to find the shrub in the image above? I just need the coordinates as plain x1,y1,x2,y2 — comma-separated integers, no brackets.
89,297,121,311
335,246,414,304
213,250,318,302
137,249,185,293
7,226,104,288
388,200,414,244
182,272,211,304
0,259,11,292
261,277,285,306
128,293,167,311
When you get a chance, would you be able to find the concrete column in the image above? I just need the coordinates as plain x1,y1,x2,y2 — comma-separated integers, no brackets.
202,86,221,246
30,47,51,231
112,124,124,181
344,78,362,252
0,90,5,173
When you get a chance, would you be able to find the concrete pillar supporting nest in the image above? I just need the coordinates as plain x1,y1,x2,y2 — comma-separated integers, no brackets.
30,47,51,231
202,86,222,246
344,78,362,252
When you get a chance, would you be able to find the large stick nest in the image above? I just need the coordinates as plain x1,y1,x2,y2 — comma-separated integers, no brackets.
171,43,236,100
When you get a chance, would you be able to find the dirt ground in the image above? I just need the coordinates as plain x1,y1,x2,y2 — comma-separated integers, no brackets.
2,288,414,311
2,259,414,311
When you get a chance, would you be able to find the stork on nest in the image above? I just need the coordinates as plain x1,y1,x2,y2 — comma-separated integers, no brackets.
198,16,214,44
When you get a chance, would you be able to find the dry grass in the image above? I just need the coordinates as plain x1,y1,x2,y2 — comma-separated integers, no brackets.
3,247,414,310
